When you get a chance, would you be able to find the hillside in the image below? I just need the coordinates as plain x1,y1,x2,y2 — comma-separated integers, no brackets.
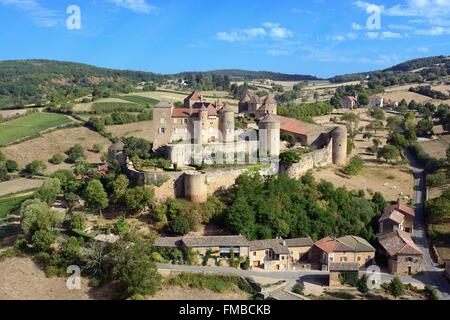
329,55,450,84
0,60,166,109
174,69,321,81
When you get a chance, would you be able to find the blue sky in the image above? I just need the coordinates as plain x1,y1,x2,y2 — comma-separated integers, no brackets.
1,0,450,78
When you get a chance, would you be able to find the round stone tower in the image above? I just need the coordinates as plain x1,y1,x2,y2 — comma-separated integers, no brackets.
184,171,208,203
258,114,281,158
331,126,348,166
219,104,235,143
199,104,209,144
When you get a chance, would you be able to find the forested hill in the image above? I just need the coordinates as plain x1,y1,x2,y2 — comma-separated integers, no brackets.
329,55,450,83
0,59,166,108
174,69,321,81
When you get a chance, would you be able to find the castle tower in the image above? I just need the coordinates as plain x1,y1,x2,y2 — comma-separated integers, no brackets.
331,126,348,165
199,104,209,144
219,104,235,143
184,90,203,108
258,114,280,158
261,93,277,116
184,172,208,203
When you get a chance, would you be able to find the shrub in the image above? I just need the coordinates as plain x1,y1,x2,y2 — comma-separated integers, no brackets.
24,160,47,176
241,257,250,270
5,160,18,172
427,172,447,188
65,144,85,163
70,212,86,231
343,156,364,176
389,276,405,298
169,215,191,235
357,274,370,294
31,230,55,252
292,283,305,295
50,153,65,165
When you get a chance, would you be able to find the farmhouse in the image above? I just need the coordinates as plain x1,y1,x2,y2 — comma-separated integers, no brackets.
377,230,424,275
341,96,358,109
379,203,415,234
309,236,376,270
248,237,313,271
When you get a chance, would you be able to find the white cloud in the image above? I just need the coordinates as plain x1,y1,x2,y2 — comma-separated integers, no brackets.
415,26,449,35
365,31,403,39
109,0,157,14
0,0,61,27
352,22,363,30
267,49,290,56
214,23,293,42
417,47,430,52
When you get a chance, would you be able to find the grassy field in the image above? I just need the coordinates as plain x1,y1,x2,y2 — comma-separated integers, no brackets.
91,102,148,113
114,95,159,105
0,112,72,146
0,194,31,220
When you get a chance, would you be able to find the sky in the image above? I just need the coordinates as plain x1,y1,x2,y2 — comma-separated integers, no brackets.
1,0,450,78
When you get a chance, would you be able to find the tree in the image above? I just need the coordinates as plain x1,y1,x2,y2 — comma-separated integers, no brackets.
25,160,47,176
426,197,450,224
111,174,130,205
169,215,191,235
280,150,300,166
111,240,161,298
114,216,129,237
66,144,85,163
123,137,152,159
5,160,18,172
83,180,108,215
357,274,370,294
32,229,55,252
35,178,61,205
70,212,86,230
416,118,434,137
369,107,386,121
51,153,65,165
377,145,400,163
358,93,369,106
389,276,405,299
124,187,154,213
0,163,8,182
20,199,59,238
60,237,83,266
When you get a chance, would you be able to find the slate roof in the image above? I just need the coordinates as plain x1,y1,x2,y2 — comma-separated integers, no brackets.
285,237,314,247
378,230,422,256
182,235,250,248
338,236,376,252
249,239,290,255
154,237,183,248
329,262,360,272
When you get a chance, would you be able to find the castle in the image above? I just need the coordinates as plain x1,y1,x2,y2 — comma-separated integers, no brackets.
109,90,348,203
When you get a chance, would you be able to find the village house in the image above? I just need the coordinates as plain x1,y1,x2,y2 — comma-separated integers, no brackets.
249,237,313,271
377,230,424,275
309,235,376,270
379,203,415,234
341,96,358,109
370,95,399,109
328,263,360,288
154,235,250,266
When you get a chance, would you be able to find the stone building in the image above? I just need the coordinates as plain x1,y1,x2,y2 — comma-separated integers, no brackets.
329,263,360,288
341,96,358,109
238,92,277,117
377,230,424,275
379,203,415,234
310,235,376,270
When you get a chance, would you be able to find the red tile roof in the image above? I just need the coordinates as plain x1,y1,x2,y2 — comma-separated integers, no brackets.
386,203,415,218
172,104,219,118
274,115,324,136
185,90,203,101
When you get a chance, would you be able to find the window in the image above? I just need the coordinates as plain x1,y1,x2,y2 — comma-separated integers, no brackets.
281,256,285,260
357,257,361,261
173,118,178,124
406,257,414,262
159,128,165,134
265,250,269,255
340,257,348,262
183,119,188,124
253,252,256,256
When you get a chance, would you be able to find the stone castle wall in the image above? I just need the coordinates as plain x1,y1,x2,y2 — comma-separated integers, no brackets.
281,138,333,179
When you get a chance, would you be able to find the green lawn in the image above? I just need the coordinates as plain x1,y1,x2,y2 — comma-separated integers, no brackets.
115,95,159,106
0,194,31,220
0,112,72,146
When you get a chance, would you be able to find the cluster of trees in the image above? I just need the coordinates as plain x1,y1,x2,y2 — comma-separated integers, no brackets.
223,173,386,241
178,73,231,91
343,156,364,176
409,86,450,100
176,70,318,83
0,151,18,181
426,147,450,224
152,197,225,235
330,84,382,108
278,102,333,122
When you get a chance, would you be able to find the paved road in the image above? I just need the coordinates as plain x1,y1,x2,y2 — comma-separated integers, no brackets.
405,150,450,300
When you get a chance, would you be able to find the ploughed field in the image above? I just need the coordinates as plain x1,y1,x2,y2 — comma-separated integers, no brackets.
0,112,72,146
